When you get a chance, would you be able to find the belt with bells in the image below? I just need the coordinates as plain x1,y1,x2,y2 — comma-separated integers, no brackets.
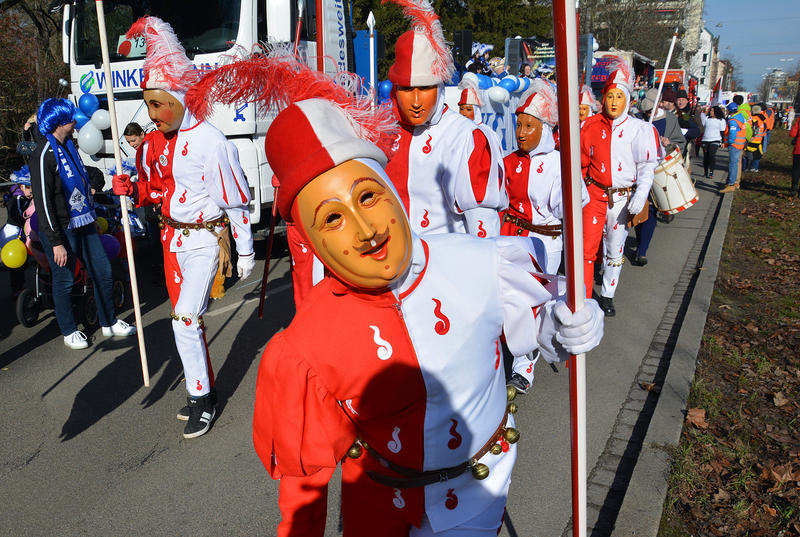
344,385,522,489
584,175,636,209
503,212,562,237
159,214,229,235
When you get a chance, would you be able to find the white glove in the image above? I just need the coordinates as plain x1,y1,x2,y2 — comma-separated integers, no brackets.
237,252,255,280
626,192,648,216
554,299,604,355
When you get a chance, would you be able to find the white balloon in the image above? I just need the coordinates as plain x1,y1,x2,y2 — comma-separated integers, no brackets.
78,124,104,155
488,86,509,104
90,109,111,130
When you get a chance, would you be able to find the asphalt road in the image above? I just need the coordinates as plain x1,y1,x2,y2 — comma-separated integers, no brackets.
0,153,728,537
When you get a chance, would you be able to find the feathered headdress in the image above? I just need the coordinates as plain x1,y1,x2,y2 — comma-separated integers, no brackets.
184,45,398,222
457,74,482,107
580,84,599,112
515,78,559,127
125,17,199,95
385,0,455,86
603,55,634,94
11,165,31,186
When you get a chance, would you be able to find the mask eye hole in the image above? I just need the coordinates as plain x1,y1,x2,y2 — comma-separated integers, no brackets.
325,213,342,226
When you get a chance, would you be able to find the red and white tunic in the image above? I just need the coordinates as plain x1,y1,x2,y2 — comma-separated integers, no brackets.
386,103,507,238
253,233,566,535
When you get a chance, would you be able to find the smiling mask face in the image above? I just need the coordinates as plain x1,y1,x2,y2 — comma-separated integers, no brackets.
293,160,413,290
143,89,185,133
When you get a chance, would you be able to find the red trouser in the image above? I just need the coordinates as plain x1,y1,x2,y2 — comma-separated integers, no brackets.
582,184,608,299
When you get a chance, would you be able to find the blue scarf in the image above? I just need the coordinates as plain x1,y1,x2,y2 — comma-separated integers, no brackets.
46,133,95,229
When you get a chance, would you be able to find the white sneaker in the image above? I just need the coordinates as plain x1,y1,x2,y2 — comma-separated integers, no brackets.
102,319,136,337
64,331,89,349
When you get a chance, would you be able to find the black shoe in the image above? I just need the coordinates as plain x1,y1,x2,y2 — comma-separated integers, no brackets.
597,296,616,317
182,394,216,439
632,254,648,267
508,373,531,395
178,387,216,421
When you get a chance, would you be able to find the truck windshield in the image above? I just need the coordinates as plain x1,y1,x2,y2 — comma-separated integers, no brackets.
74,0,242,65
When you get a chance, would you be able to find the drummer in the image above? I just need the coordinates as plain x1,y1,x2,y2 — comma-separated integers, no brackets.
633,89,686,266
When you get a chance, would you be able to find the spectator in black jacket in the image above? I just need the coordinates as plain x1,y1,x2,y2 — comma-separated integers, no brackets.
29,98,136,349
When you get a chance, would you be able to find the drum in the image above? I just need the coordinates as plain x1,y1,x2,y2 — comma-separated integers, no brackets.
651,148,699,215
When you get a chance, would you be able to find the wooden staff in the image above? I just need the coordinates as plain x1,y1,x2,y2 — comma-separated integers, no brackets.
649,27,680,124
94,0,150,387
552,0,586,534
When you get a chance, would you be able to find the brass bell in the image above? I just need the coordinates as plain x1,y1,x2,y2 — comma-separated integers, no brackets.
223,216,230,223
503,427,520,444
158,221,165,229
506,385,517,402
182,228,190,236
346,443,363,459
205,222,215,231
471,462,490,480
507,402,518,414
490,444,503,455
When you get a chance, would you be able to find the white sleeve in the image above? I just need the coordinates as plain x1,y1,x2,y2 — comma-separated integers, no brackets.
203,140,254,255
632,122,661,196
452,126,508,217
464,207,501,237
496,236,569,363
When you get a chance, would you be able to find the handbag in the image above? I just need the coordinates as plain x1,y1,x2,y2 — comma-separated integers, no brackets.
16,140,37,157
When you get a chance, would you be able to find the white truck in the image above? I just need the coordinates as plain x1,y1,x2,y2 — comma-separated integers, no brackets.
58,0,351,224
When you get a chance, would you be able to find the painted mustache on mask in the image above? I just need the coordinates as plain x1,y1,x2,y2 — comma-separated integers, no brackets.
354,228,390,255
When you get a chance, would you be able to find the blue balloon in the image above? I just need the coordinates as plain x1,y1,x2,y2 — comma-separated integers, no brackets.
78,93,100,117
517,77,531,93
477,74,493,89
74,110,90,129
378,80,393,99
499,77,518,92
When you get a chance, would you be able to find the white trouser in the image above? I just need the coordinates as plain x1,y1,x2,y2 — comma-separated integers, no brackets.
173,247,218,397
601,192,631,299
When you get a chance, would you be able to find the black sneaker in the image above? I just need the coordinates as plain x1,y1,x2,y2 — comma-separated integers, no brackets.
508,373,531,395
178,387,216,421
597,296,616,317
182,395,216,439
631,254,648,267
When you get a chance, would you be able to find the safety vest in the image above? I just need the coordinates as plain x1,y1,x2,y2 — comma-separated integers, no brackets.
765,109,775,130
750,116,766,144
725,117,747,150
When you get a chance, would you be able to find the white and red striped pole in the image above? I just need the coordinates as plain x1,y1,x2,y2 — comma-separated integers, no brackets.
552,0,586,534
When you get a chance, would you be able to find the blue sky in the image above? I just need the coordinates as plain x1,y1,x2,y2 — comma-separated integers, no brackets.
703,0,800,91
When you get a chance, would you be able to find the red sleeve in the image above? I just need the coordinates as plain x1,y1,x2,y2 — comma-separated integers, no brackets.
580,123,591,178
132,138,163,207
791,118,799,138
277,469,334,537
252,333,356,479
467,128,491,204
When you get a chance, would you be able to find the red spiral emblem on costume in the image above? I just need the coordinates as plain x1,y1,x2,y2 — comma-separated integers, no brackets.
233,225,238,239
445,489,458,510
618,129,624,138
500,439,510,452
422,134,432,154
432,298,450,335
613,223,618,230
448,419,462,449
182,142,188,156
618,163,622,172
611,279,616,286
176,235,183,247
537,162,544,173
420,210,430,228
526,363,534,373
477,221,487,238
179,189,187,203
243,211,248,224
185,318,192,326
196,211,204,223
495,340,501,370
196,380,202,391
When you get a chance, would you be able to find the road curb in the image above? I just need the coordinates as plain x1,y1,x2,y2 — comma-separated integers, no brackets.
570,167,735,537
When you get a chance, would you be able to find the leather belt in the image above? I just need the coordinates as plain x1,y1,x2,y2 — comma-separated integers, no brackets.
159,214,228,234
362,408,511,489
584,176,636,209
503,213,562,237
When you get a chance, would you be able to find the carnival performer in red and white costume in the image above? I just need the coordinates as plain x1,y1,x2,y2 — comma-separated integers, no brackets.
580,57,661,316
457,80,505,151
185,47,604,536
113,17,254,439
385,0,506,238
579,84,599,128
501,79,589,393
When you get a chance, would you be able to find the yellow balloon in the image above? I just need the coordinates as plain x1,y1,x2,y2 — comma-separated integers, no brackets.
96,216,108,234
1,238,27,269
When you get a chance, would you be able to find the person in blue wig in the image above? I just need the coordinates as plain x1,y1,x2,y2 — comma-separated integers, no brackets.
29,98,136,349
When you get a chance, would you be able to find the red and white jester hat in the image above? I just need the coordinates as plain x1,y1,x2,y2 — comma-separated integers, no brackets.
125,17,199,102
580,84,599,112
386,0,455,87
185,46,397,222
458,88,481,107
602,55,634,96
515,78,559,127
